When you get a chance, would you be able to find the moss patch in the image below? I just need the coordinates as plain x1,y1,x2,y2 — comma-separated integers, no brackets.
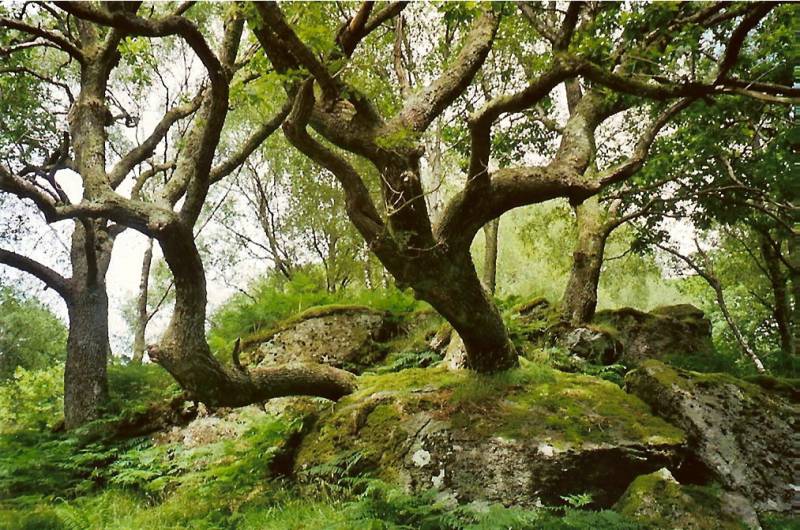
615,470,749,529
296,363,685,480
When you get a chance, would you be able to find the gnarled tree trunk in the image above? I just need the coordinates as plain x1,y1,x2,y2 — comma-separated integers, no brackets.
63,221,114,429
148,222,357,406
406,249,517,372
562,197,610,324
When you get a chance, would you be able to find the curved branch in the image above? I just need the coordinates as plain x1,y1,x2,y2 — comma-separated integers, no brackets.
390,9,499,134
597,97,695,187
282,81,386,244
54,2,226,89
109,91,204,188
0,16,85,62
209,99,292,184
254,3,339,101
0,248,72,300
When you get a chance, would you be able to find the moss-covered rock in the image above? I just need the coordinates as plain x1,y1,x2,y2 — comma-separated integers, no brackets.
625,360,799,513
614,468,759,529
241,305,399,373
295,363,686,508
595,305,714,365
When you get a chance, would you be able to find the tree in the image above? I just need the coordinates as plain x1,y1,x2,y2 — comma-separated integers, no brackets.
258,2,795,371
0,285,67,379
629,70,798,369
1,3,358,418
0,2,795,416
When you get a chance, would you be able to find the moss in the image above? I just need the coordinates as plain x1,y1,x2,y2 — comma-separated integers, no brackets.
743,374,800,403
634,359,786,405
297,363,685,478
615,470,747,529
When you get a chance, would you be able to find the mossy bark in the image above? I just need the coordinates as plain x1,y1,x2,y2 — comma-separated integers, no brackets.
63,222,114,429
131,238,153,364
562,197,609,325
482,217,499,295
409,249,517,372
64,285,110,429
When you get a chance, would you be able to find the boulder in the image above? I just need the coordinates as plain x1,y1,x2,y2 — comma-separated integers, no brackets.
625,360,799,513
561,326,623,365
595,305,714,365
614,468,761,529
242,306,398,373
295,364,687,508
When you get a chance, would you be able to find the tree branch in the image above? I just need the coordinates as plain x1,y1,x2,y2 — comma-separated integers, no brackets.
209,100,292,184
390,9,499,133
0,248,72,300
597,97,695,187
0,16,85,62
108,91,204,188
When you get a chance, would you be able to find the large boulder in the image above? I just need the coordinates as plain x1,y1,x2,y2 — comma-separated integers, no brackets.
295,364,687,508
614,468,761,529
625,360,799,513
595,305,714,365
242,306,398,373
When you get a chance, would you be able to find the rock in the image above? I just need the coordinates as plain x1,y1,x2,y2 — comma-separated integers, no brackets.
625,360,799,513
614,468,761,529
242,306,398,373
562,326,623,365
154,405,267,448
295,364,687,508
594,305,714,365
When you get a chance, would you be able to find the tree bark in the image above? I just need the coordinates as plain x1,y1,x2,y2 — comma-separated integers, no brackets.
482,217,499,295
760,234,794,356
64,282,110,428
146,223,356,406
132,238,153,364
62,221,114,428
410,249,517,372
562,197,609,324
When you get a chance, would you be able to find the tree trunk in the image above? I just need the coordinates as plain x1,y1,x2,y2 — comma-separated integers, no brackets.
132,238,153,364
64,283,110,429
760,235,794,356
562,197,609,324
482,217,499,295
788,235,800,355
148,225,356,406
713,279,766,373
63,221,114,428
411,250,517,372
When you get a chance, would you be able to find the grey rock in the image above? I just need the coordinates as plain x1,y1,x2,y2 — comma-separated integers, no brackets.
625,360,799,513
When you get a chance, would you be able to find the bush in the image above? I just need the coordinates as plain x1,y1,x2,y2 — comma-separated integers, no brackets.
0,287,67,380
0,363,64,432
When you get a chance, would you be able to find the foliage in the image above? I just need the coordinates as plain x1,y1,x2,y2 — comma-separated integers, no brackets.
0,286,67,380
208,271,422,357
0,362,64,432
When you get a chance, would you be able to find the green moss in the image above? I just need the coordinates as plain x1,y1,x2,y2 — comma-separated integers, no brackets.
615,470,747,529
743,374,800,403
635,359,785,405
297,363,686,478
